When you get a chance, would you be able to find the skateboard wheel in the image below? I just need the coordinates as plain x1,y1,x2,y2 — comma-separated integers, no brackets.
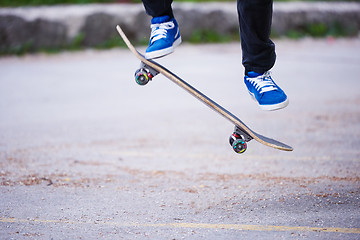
229,133,247,154
134,68,151,85
232,139,247,154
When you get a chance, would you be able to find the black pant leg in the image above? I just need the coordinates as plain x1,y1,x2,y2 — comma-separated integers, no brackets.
142,0,174,18
237,0,276,74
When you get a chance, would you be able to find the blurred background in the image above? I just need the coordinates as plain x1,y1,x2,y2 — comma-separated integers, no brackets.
0,0,359,55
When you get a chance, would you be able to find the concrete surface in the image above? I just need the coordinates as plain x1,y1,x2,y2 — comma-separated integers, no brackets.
0,38,360,239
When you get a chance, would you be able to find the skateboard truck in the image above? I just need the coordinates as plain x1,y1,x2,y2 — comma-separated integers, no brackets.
229,126,253,154
134,62,159,85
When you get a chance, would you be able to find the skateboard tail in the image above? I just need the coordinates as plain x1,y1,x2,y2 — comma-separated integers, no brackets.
116,25,140,59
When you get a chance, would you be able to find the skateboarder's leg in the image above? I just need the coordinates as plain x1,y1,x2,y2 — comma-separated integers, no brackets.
142,0,174,18
141,0,181,59
237,0,275,74
237,0,288,111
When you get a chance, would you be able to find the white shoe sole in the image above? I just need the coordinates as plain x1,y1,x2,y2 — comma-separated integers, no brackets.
145,37,182,59
249,91,289,111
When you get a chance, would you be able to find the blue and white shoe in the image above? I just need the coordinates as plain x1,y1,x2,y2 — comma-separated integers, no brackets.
145,15,182,59
244,71,289,111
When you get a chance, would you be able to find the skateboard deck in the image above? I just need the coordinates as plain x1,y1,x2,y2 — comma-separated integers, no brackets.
116,25,293,153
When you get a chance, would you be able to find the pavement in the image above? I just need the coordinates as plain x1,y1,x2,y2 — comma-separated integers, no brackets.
0,38,360,239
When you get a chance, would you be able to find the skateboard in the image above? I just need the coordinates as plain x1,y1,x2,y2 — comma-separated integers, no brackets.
116,25,293,154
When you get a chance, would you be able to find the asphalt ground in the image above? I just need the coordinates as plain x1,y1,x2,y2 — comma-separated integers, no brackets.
0,38,360,239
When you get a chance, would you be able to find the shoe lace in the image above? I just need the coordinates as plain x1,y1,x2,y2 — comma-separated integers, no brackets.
150,21,175,43
247,71,278,94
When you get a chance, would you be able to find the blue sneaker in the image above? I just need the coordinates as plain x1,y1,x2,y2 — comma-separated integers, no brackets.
145,15,181,59
244,71,289,111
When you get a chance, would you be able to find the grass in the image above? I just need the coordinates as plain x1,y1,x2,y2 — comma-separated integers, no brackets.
276,22,359,39
0,35,127,56
0,0,121,7
1,0,360,7
188,29,239,44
